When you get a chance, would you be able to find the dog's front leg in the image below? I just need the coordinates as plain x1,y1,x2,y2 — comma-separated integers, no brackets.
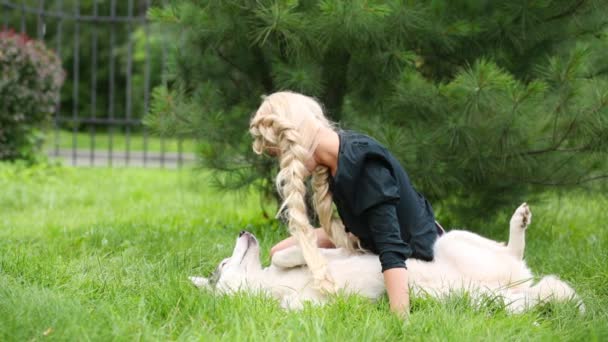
272,245,307,268
291,229,336,293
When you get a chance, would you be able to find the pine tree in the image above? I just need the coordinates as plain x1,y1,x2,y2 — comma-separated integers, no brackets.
145,0,608,222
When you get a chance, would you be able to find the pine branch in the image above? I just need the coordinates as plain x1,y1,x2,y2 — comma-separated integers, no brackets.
575,20,608,39
214,47,248,76
521,174,608,186
586,66,608,78
545,0,586,22
501,97,606,158
251,45,275,92
320,46,351,121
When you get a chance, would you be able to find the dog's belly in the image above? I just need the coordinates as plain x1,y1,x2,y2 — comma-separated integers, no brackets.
259,230,539,309
328,254,384,299
407,231,534,292
261,253,385,304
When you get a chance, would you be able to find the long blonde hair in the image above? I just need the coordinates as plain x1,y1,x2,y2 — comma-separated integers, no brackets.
249,91,359,270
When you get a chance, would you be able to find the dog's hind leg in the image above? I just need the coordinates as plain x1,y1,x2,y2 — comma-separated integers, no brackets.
528,275,585,313
508,203,532,260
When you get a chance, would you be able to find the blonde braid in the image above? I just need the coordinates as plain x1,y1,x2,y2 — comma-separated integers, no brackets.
312,166,360,252
273,124,334,292
249,91,342,292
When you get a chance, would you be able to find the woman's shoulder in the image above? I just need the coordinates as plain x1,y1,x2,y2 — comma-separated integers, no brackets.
338,130,391,163
334,130,401,215
335,129,396,186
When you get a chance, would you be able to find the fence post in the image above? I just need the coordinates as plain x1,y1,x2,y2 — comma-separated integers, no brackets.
19,0,25,33
71,0,80,166
143,0,151,167
107,0,116,166
54,0,64,159
125,0,134,166
36,0,44,39
90,0,99,166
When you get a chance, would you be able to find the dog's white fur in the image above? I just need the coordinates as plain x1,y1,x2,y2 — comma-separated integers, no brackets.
190,203,583,313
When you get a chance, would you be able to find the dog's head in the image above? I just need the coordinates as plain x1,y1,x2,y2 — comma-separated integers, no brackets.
189,230,262,293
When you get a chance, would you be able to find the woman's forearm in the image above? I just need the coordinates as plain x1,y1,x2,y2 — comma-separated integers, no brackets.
383,267,410,317
270,227,335,257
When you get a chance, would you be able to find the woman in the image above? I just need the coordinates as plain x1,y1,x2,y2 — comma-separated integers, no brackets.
249,91,441,317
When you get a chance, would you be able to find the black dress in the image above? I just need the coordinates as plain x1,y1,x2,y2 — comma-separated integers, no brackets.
328,130,439,272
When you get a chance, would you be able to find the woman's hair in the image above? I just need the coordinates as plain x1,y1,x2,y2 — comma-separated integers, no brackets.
249,91,359,252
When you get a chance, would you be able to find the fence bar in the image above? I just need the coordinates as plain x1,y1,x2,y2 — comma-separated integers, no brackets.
36,0,44,39
53,0,64,158
142,0,151,167
107,0,116,166
0,1,146,23
160,0,168,168
1,1,7,29
125,0,134,165
19,0,25,33
72,0,80,166
90,0,99,166
55,116,143,125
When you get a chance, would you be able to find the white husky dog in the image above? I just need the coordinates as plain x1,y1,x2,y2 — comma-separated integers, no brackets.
190,203,582,313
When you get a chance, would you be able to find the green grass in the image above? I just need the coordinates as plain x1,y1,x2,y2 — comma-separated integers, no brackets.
0,163,607,341
44,130,197,153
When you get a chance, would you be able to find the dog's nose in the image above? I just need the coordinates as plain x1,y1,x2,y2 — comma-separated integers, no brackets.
239,230,247,237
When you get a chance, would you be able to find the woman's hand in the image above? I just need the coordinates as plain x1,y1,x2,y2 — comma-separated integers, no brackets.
383,267,410,318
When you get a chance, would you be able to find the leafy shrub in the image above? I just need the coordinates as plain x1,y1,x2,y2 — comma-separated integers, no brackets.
0,29,65,161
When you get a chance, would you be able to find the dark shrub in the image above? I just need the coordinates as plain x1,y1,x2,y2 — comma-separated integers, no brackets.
0,29,65,161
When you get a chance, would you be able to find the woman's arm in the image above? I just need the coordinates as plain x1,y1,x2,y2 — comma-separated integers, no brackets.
384,268,410,317
270,227,335,257
363,197,413,318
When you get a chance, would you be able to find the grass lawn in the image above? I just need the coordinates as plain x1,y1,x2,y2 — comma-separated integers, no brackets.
0,163,607,341
44,130,197,154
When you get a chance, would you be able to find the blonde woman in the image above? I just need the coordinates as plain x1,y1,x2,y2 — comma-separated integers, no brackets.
249,91,442,316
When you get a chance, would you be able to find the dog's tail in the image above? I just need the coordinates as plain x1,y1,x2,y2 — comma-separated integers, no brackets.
528,275,585,313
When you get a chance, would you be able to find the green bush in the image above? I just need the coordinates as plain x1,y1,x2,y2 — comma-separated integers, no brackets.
0,30,65,161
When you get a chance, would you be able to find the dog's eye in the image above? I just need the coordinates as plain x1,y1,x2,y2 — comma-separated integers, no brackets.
209,268,221,287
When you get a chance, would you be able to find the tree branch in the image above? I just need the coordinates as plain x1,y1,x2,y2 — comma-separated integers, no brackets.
586,66,608,79
522,174,608,186
509,174,608,186
515,97,607,157
251,45,275,92
214,47,249,76
545,0,586,22
321,46,351,121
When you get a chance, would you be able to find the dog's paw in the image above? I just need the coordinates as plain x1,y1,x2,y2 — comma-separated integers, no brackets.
510,203,532,230
272,246,306,269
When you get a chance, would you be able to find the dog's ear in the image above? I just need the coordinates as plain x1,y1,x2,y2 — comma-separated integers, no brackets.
189,276,211,290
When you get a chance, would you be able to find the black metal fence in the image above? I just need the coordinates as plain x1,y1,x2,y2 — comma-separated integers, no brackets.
1,0,194,167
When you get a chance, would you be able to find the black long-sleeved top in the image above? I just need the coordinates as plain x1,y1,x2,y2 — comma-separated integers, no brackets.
328,131,439,272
